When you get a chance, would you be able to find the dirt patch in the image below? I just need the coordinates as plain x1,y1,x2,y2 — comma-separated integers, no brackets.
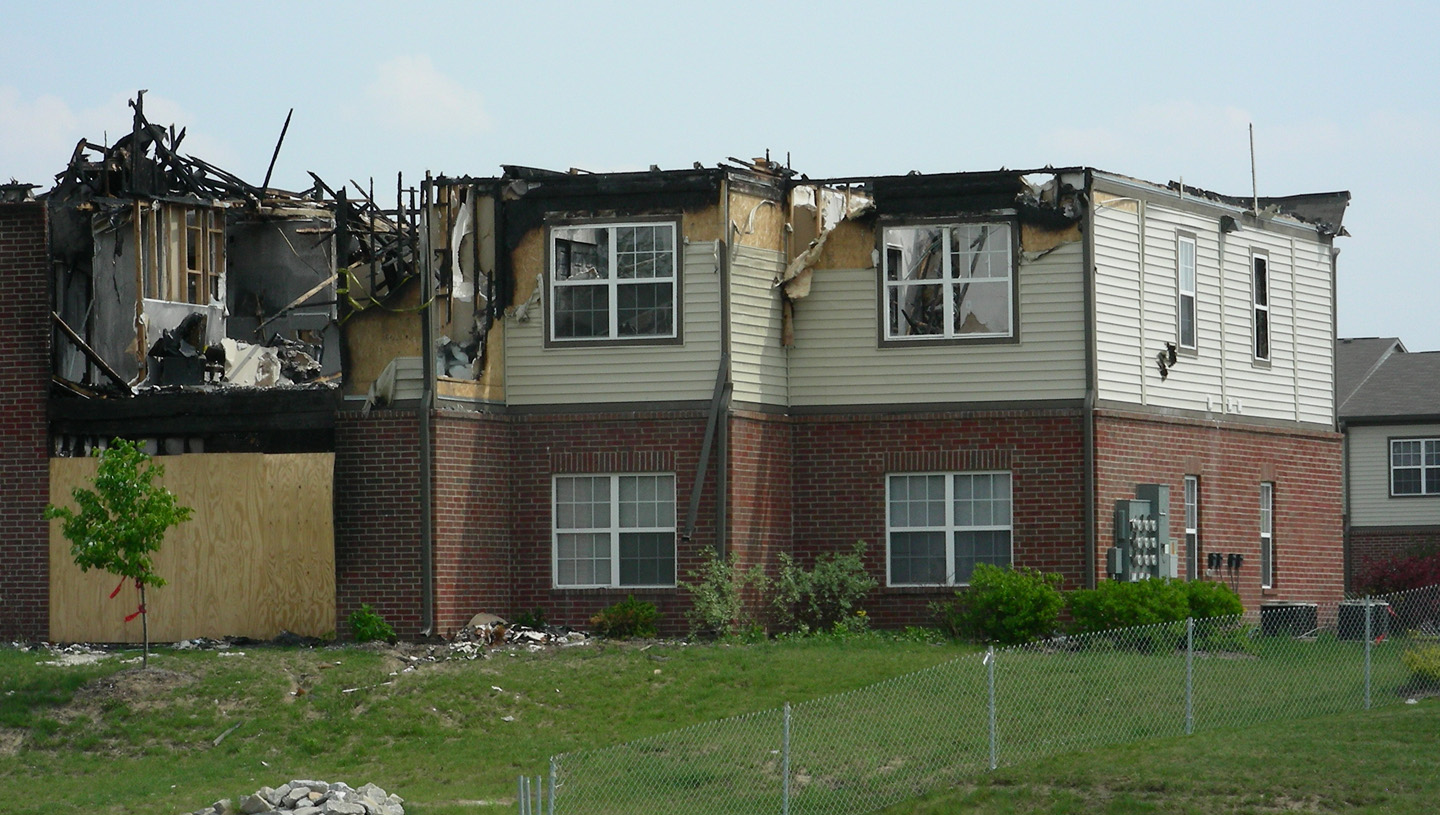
74,667,196,706
0,728,23,757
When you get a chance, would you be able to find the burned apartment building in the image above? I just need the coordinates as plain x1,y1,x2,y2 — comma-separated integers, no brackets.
1,102,1352,642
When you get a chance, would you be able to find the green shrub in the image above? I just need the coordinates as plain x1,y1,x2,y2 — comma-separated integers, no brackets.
512,608,548,629
1179,579,1244,619
589,596,661,639
679,550,770,638
932,564,1063,645
1402,643,1440,687
349,604,396,644
772,542,878,634
1067,578,1189,634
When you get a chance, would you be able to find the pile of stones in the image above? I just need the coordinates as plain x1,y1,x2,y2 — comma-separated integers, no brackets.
190,780,403,815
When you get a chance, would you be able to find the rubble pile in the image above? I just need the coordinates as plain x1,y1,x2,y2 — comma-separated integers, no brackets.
447,613,589,658
191,780,403,815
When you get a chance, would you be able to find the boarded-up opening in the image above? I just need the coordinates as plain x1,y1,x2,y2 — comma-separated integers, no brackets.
48,452,335,642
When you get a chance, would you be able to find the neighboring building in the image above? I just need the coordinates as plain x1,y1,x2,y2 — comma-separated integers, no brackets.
1337,337,1440,583
0,105,1353,641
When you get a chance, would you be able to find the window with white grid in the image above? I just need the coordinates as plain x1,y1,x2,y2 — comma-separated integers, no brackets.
1184,475,1199,580
553,474,676,588
1390,438,1440,496
886,472,1012,586
550,222,677,342
882,223,1014,341
1260,482,1274,589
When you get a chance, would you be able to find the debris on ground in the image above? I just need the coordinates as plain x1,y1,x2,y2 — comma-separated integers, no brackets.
192,780,403,815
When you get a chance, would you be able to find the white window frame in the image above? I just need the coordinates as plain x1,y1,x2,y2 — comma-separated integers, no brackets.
1177,234,1197,350
1252,252,1270,362
1260,482,1274,589
552,473,677,589
1390,438,1440,496
1184,475,1199,581
885,471,1012,586
548,221,679,343
881,222,1015,342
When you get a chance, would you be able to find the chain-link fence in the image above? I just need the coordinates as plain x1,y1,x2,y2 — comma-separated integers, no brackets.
519,584,1440,815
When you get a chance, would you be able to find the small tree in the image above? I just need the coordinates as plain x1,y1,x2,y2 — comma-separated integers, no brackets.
44,439,192,666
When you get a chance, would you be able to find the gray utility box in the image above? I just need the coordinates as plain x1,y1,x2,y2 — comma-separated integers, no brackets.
1337,600,1391,641
1260,602,1318,637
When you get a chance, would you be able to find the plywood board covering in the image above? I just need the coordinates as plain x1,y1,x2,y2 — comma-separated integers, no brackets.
49,453,335,643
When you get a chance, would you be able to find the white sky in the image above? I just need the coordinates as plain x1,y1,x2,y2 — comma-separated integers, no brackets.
5,1,1437,349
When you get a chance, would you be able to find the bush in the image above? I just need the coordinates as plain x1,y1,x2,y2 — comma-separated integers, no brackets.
771,542,878,634
1067,578,1189,634
1402,643,1440,687
1353,546,1440,595
589,596,661,639
1179,580,1244,619
932,564,1063,645
679,550,769,638
349,604,396,644
512,608,548,629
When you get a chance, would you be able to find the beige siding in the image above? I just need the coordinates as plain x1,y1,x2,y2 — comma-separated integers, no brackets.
504,241,723,406
730,245,788,407
1092,194,1334,425
788,240,1086,406
1349,424,1440,526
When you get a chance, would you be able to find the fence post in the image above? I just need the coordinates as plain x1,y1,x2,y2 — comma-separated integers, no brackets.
1364,596,1373,711
517,776,528,815
1185,617,1195,735
548,757,556,815
782,702,792,815
986,646,997,771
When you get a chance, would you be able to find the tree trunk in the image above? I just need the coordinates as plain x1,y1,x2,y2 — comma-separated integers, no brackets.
140,583,149,669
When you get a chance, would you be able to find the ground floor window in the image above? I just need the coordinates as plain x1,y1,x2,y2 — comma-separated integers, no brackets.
1260,482,1274,589
553,473,676,588
886,471,1012,586
1184,475,1200,581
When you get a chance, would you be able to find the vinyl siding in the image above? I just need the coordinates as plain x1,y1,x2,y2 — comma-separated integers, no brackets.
504,241,723,406
1092,194,1334,425
730,245,787,407
1348,423,1440,527
787,239,1086,406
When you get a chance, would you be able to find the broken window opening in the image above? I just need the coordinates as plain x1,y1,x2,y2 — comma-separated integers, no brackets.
883,222,1013,342
550,222,677,342
140,202,225,306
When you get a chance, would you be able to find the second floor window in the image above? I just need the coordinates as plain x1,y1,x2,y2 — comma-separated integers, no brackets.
1177,235,1197,349
550,222,677,342
1252,253,1270,361
882,222,1014,342
1391,438,1440,496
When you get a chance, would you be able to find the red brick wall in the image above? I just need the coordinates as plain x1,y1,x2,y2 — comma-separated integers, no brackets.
791,409,1087,627
432,410,513,635
507,410,716,634
727,411,793,574
333,411,425,638
1095,409,1344,614
1349,525,1440,587
0,202,51,641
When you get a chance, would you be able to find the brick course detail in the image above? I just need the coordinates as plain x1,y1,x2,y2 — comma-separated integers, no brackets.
0,203,51,641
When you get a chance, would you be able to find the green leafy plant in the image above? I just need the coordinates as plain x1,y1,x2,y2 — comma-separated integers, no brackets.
512,608,548,629
771,541,878,634
1179,579,1244,619
1067,578,1190,634
348,604,396,644
679,550,770,638
1402,642,1440,688
590,596,661,639
933,564,1064,645
43,438,193,667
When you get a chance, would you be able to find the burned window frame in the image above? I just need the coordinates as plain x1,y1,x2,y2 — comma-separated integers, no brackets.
544,216,682,347
137,200,226,306
877,218,1018,346
552,473,678,589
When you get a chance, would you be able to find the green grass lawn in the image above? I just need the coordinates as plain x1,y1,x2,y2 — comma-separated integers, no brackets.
0,632,1431,815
